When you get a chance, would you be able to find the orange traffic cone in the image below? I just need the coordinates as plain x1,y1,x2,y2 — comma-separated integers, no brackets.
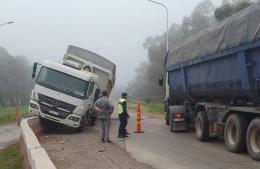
16,107,20,126
135,101,144,133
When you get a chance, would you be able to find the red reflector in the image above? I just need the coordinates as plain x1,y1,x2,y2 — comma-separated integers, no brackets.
175,112,182,119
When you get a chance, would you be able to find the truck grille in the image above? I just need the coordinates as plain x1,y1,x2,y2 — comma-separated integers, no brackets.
38,93,76,119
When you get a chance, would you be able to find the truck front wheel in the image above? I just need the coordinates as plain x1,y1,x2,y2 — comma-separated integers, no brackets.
165,106,170,126
77,116,86,132
224,114,248,153
170,112,174,132
246,118,260,161
39,117,57,132
166,117,170,126
77,125,84,132
195,111,209,141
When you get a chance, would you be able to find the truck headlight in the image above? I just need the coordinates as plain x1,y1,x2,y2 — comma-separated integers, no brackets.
68,116,80,122
74,106,85,116
30,102,39,109
32,91,39,101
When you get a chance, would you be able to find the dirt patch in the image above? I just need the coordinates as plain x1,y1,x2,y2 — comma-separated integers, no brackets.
40,124,154,169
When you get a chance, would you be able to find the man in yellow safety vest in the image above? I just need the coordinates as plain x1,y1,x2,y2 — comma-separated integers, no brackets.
118,92,129,138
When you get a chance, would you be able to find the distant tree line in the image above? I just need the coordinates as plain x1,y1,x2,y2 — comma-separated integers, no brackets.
215,0,253,21
127,0,256,101
0,47,33,107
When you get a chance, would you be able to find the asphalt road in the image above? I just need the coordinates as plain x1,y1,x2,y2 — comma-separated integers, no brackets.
119,112,260,169
0,123,20,149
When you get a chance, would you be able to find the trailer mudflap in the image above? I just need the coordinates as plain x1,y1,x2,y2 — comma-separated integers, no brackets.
169,105,186,131
172,121,186,131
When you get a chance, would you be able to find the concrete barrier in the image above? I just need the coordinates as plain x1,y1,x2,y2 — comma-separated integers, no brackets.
19,117,56,169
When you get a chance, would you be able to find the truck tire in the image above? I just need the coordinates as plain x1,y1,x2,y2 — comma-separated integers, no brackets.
87,111,96,126
39,117,57,132
246,118,260,161
165,102,170,125
224,114,248,153
86,111,91,126
166,118,170,126
170,112,174,132
77,116,86,132
77,125,84,132
195,111,209,141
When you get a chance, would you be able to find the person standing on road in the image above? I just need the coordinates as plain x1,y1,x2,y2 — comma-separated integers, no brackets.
94,90,114,143
118,92,130,138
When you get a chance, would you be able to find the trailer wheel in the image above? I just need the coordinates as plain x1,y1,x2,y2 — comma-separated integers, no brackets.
246,118,260,161
224,114,247,153
195,111,209,141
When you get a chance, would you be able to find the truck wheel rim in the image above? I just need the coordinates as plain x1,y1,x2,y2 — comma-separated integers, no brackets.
227,122,237,146
196,118,202,137
250,128,260,153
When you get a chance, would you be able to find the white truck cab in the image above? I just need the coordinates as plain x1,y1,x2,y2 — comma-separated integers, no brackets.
29,45,116,130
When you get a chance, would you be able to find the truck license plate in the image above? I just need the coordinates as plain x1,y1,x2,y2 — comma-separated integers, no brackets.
49,110,59,116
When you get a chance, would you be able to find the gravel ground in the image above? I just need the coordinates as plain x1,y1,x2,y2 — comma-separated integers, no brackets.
40,122,154,169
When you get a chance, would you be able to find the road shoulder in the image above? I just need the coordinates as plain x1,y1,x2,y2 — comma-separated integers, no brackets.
40,125,154,169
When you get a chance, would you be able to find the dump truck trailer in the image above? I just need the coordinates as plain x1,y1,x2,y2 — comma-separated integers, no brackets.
163,4,260,160
64,45,116,95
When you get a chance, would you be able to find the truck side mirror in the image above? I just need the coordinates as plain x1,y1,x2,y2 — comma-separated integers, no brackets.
159,76,163,86
32,62,38,79
94,89,101,99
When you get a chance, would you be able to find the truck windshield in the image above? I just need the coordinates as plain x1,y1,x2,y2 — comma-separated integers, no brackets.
36,67,89,99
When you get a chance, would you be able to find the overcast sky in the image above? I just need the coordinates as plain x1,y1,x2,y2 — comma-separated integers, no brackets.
0,0,221,86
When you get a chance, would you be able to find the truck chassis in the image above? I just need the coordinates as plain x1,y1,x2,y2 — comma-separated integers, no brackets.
167,102,260,161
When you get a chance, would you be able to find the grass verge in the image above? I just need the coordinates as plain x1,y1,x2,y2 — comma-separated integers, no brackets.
0,143,23,169
129,101,164,115
142,102,164,115
0,106,28,124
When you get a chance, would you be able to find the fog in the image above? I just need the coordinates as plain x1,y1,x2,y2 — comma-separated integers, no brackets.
0,0,221,86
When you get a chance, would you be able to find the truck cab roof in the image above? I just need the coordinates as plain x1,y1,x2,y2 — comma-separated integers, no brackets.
42,60,98,82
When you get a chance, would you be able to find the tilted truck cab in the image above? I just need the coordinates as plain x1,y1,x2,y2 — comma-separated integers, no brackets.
29,60,99,130
29,45,116,131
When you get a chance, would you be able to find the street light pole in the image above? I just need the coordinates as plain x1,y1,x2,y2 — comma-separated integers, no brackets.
147,0,169,52
0,21,14,27
147,0,170,101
